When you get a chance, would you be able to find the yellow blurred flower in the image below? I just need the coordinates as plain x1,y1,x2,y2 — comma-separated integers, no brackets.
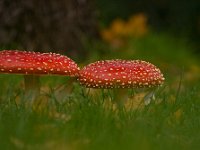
101,13,148,47
127,13,148,37
110,19,127,36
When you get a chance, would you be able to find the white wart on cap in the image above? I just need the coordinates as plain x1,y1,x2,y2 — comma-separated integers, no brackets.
78,59,165,88
0,50,80,76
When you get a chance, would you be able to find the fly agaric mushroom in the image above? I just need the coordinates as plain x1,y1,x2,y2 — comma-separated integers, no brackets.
0,50,79,76
0,50,80,103
78,59,164,106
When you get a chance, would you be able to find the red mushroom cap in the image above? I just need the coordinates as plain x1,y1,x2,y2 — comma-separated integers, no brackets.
0,50,80,76
78,59,165,88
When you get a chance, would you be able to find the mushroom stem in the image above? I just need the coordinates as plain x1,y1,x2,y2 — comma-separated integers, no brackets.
112,88,129,108
23,75,40,105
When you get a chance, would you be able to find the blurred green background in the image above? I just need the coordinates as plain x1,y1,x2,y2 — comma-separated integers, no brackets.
0,0,200,150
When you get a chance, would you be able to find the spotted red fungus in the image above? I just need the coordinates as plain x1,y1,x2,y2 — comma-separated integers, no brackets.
0,50,79,76
0,50,80,102
78,59,164,105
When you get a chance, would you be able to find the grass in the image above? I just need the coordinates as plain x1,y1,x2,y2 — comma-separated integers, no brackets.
0,32,200,150
0,79,200,150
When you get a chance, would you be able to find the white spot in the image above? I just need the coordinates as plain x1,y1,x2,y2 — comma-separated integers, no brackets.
43,62,48,66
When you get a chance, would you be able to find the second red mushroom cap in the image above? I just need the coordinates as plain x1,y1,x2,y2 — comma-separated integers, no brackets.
78,59,165,88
